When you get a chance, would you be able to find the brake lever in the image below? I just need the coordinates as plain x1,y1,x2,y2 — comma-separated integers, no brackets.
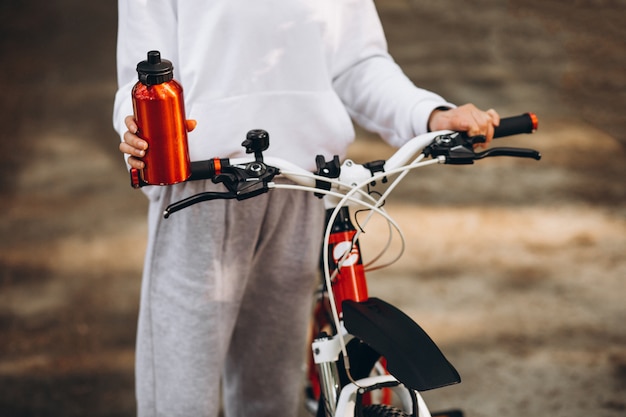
474,147,542,160
163,160,280,218
162,130,280,218
164,191,236,218
424,132,541,164
424,132,479,164
213,161,279,196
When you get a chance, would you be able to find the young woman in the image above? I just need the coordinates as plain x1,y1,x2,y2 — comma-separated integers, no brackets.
113,1,499,416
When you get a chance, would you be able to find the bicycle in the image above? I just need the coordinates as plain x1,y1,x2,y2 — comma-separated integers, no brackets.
130,112,540,417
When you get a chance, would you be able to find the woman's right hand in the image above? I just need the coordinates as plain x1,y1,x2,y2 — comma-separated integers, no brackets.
119,115,148,170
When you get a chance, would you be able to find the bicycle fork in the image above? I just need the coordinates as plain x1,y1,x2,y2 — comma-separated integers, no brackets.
314,206,370,415
314,334,343,416
311,207,462,416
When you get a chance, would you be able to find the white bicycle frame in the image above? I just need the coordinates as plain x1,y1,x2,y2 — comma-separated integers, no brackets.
151,117,539,417
249,131,453,417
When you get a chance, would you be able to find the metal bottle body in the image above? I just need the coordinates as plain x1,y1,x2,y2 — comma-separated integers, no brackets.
132,54,191,186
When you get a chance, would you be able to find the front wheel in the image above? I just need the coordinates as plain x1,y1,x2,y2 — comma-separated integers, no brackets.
362,404,409,417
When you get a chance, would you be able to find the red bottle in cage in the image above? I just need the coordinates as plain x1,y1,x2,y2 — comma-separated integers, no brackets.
132,50,191,185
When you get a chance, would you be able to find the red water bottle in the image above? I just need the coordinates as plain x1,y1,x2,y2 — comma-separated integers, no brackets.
132,50,191,185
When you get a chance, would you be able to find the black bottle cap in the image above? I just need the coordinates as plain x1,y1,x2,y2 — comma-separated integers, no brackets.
136,50,174,86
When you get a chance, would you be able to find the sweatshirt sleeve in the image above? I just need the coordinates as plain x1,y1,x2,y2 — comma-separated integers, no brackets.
112,0,180,139
330,0,455,148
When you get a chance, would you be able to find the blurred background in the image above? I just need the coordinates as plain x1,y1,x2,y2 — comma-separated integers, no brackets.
0,1,624,416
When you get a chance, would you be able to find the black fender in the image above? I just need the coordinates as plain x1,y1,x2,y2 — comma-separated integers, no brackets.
342,297,460,391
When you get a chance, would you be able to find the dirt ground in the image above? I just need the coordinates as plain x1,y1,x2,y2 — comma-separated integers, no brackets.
0,1,625,416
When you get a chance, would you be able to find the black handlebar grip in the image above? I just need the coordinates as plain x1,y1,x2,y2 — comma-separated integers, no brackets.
189,158,229,181
494,113,538,138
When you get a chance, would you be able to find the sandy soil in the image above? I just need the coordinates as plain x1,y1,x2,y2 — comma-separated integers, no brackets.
0,1,624,416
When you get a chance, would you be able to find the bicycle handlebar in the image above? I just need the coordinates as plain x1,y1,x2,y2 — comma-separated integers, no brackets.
494,112,538,138
129,113,540,217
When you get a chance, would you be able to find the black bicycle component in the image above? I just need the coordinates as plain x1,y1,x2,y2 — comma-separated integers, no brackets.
342,297,461,392
363,160,388,186
494,112,538,138
314,155,341,198
423,132,478,164
218,161,279,196
214,129,279,197
356,389,415,417
424,115,541,164
242,129,270,161
163,161,280,217
188,158,229,181
163,130,279,217
474,147,541,160
163,191,237,218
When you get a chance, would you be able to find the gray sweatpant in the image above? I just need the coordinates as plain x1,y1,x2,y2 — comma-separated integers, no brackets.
136,180,325,417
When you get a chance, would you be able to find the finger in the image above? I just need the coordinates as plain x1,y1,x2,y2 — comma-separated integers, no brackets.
466,111,483,138
119,140,146,158
127,155,145,170
481,109,499,146
470,109,495,148
487,108,500,126
125,115,138,134
483,123,496,147
123,130,148,152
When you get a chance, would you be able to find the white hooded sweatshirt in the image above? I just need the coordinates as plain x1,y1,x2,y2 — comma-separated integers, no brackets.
113,0,454,171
